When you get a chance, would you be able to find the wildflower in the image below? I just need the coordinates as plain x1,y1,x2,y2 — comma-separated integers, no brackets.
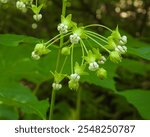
31,43,50,60
119,35,127,45
57,23,68,34
16,1,26,10
31,51,40,60
70,73,80,81
115,45,127,54
70,33,80,44
98,56,106,64
33,14,42,22
68,80,79,91
61,46,70,55
97,68,107,79
109,51,122,63
88,61,99,71
52,83,62,90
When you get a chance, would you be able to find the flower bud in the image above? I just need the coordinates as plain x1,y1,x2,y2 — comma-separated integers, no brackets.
34,43,50,56
97,68,107,80
68,80,79,90
33,14,42,22
57,23,68,34
119,35,127,45
70,73,80,81
109,51,122,63
16,1,26,10
52,83,62,90
115,45,127,54
98,56,106,64
61,47,70,55
70,33,80,44
88,61,99,71
31,51,40,60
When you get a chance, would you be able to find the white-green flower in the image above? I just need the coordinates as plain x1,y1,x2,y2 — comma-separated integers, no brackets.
70,33,80,44
52,83,62,90
33,14,42,22
88,61,99,71
98,56,106,64
119,35,127,45
70,73,80,81
115,45,127,54
16,1,26,10
31,51,40,60
57,23,68,34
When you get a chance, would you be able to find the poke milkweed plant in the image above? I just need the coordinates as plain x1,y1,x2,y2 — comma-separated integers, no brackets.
1,0,128,120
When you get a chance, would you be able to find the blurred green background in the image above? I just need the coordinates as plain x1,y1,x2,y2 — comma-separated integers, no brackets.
0,0,150,120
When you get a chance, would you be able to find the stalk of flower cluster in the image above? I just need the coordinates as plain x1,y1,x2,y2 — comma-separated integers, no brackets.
49,0,67,120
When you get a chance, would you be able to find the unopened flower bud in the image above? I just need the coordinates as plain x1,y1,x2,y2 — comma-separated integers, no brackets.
109,51,122,63
119,35,127,45
88,61,99,71
52,83,62,90
70,73,80,81
115,45,127,54
98,56,106,64
31,51,40,60
70,34,80,44
16,1,26,10
33,14,42,22
68,80,79,90
61,47,70,55
57,23,68,34
97,68,107,79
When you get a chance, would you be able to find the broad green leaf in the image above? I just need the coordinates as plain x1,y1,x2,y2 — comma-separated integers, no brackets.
0,104,19,120
119,89,150,119
0,82,49,119
128,46,150,60
0,34,38,47
119,59,150,75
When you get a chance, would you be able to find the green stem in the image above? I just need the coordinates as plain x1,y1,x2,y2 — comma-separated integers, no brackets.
49,89,56,120
85,30,108,43
49,0,67,120
80,41,85,65
85,34,110,53
76,88,81,120
36,0,38,6
60,56,68,73
80,39,88,54
84,24,112,32
71,44,74,74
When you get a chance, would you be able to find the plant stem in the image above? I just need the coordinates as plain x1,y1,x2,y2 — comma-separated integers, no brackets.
49,88,56,120
76,88,81,120
49,0,67,120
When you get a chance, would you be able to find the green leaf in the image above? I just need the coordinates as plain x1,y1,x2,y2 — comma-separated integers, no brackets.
128,46,150,60
119,89,150,119
31,4,43,14
0,104,19,120
119,59,150,75
0,34,38,47
0,82,49,119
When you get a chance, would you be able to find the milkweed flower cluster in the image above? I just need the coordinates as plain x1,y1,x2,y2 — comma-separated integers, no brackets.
31,14,128,91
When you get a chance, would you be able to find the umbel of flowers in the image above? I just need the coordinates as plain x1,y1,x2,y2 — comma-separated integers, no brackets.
31,14,128,91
